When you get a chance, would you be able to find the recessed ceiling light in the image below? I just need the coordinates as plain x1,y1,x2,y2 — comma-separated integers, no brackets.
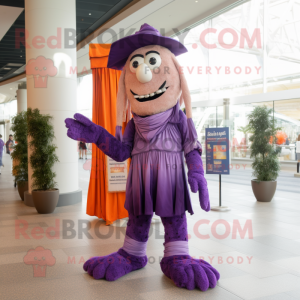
20,56,22,57
10,88,12,90
89,13,91,15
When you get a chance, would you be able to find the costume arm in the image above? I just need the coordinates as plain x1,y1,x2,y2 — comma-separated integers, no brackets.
65,114,134,162
178,111,210,212
95,119,135,161
178,110,202,155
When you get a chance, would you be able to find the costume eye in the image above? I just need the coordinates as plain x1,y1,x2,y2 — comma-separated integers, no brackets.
43,67,47,71
130,56,144,73
35,67,38,70
145,53,161,70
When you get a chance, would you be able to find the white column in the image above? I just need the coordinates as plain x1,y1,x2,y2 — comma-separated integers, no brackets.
16,83,27,113
5,121,11,142
223,98,230,127
25,0,79,197
0,125,4,138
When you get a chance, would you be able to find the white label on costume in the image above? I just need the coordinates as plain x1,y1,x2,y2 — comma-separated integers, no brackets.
106,156,128,192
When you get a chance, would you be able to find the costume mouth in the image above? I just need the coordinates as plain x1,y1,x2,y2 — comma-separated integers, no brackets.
130,81,168,102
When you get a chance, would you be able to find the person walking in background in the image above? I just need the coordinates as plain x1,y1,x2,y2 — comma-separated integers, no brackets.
79,141,87,159
296,134,300,173
0,134,4,174
285,137,290,145
6,134,14,155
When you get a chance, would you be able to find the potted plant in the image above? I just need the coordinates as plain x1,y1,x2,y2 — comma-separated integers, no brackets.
248,106,280,202
11,111,28,200
27,108,59,213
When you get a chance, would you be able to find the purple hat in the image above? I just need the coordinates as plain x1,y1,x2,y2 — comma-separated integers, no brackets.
107,24,187,70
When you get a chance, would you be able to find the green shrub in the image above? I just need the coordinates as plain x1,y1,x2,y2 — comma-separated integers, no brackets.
27,108,59,190
11,111,28,184
248,106,280,182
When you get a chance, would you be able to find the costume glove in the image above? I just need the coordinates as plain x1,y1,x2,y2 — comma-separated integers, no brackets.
186,149,210,212
65,113,131,162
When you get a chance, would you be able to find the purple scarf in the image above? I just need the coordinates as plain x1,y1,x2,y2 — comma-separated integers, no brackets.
132,103,177,142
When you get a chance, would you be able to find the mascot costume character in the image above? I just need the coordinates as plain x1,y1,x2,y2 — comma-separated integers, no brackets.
65,24,220,291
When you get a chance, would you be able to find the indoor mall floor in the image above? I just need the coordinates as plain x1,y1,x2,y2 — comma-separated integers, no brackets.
1,153,300,300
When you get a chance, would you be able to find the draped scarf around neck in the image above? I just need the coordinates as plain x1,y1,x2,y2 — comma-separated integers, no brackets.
132,102,179,142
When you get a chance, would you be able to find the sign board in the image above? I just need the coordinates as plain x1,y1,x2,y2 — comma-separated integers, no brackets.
205,127,230,175
106,157,128,192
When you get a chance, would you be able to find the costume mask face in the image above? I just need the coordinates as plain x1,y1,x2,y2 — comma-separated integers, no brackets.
124,45,181,116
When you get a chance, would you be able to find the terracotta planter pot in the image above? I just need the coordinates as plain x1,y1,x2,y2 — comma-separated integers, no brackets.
251,180,277,202
32,189,59,214
17,181,28,201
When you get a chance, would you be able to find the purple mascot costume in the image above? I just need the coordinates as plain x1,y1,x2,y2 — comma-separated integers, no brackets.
65,24,220,291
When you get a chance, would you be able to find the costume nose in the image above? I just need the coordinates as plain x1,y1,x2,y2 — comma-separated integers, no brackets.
136,63,152,83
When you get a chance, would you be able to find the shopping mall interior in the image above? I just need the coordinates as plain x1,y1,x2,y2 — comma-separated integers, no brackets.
0,0,300,299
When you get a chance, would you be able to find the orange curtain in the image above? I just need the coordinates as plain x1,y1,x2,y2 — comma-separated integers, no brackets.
87,44,128,225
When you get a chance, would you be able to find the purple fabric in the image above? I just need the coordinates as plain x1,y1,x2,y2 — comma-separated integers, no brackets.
83,248,147,281
185,119,202,155
125,102,201,217
161,214,189,243
126,213,152,242
160,214,220,290
123,235,147,257
65,114,133,162
115,125,123,142
83,214,151,281
160,255,220,291
132,107,173,141
0,139,4,154
164,241,189,257
0,139,3,166
107,23,188,70
130,102,199,156
186,150,210,212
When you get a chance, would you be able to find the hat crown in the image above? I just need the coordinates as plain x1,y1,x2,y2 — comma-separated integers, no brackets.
135,23,160,36
108,24,187,70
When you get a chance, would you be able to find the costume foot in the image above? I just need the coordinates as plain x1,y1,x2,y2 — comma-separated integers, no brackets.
83,248,147,281
160,255,220,291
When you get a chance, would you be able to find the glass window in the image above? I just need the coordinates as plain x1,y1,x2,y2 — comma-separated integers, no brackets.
192,106,217,156
209,0,264,99
178,0,300,99
266,0,300,92
176,21,210,102
273,99,300,162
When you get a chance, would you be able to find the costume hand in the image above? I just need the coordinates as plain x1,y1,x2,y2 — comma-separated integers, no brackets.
186,150,210,212
65,113,102,144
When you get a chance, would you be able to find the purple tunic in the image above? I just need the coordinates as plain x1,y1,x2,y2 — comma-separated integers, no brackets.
0,139,4,155
122,102,201,217
0,139,4,167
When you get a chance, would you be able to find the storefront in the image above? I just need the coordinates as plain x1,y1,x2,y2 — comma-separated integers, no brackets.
172,0,300,167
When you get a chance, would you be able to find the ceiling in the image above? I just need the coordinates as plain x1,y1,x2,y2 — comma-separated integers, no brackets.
76,0,245,72
0,0,134,83
0,0,244,102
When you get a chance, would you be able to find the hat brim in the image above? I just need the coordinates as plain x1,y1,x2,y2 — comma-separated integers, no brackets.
107,33,187,70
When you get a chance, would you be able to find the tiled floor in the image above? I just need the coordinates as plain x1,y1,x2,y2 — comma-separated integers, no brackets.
1,153,300,300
